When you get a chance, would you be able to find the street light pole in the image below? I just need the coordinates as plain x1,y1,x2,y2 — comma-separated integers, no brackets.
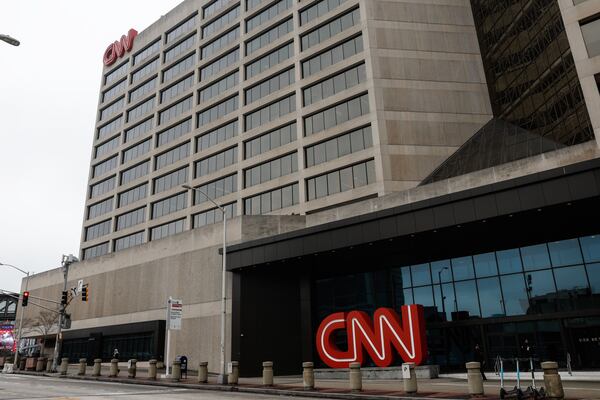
438,267,448,321
51,254,78,372
183,185,228,384
0,34,20,46
0,262,31,366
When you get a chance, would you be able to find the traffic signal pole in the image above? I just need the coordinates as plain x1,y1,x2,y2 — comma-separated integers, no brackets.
13,271,29,368
51,255,78,372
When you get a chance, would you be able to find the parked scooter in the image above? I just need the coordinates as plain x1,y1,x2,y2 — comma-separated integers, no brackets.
500,358,524,399
521,357,546,399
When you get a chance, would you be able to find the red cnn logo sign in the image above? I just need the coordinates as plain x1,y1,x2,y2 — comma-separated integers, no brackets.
103,29,138,66
316,305,427,368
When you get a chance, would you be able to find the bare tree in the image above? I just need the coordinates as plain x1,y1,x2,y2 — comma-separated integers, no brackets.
28,311,59,355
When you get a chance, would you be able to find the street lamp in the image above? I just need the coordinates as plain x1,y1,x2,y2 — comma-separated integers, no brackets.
183,184,228,384
437,267,448,321
51,254,79,372
0,262,31,366
0,34,20,46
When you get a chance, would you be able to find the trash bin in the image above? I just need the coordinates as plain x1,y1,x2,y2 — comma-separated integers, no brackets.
176,355,188,379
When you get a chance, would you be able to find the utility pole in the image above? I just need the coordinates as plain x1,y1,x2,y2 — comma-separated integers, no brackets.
51,254,78,372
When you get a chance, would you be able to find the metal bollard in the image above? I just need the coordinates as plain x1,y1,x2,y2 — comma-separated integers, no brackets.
262,361,274,386
542,361,564,400
35,357,47,372
93,359,102,376
148,359,157,380
302,362,315,390
128,359,137,378
349,362,362,392
229,361,239,385
172,360,181,381
46,358,53,373
466,362,484,396
60,358,69,375
109,358,119,377
78,358,87,376
198,361,208,383
403,362,418,394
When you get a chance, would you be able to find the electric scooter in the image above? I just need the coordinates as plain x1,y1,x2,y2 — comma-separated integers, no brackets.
500,358,524,399
521,357,546,399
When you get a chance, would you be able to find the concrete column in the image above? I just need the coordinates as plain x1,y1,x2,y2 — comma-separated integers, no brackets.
128,359,137,378
198,361,208,383
148,359,157,380
59,358,69,375
349,362,362,392
109,358,119,377
466,362,484,396
403,362,417,394
35,357,46,372
93,359,102,376
542,361,565,400
229,361,239,385
262,361,274,386
78,358,87,376
46,358,53,373
302,362,314,390
172,360,181,381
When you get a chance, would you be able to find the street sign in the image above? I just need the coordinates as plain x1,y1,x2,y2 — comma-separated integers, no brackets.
77,280,83,294
168,298,183,330
402,364,411,379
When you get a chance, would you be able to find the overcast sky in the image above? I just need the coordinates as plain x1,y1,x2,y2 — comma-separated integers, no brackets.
0,0,184,293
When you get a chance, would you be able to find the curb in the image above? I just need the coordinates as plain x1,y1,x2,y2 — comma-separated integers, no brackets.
10,371,471,400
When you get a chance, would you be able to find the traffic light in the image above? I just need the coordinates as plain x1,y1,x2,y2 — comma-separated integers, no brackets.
81,286,88,302
22,291,29,307
61,291,68,305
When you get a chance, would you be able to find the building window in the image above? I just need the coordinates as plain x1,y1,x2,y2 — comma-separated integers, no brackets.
163,52,196,83
304,93,369,136
303,63,366,106
90,176,116,199
153,166,189,194
131,58,159,84
195,146,238,178
152,192,187,219
305,125,372,167
197,120,239,152
581,16,600,58
95,136,121,159
306,158,375,200
301,8,360,50
244,93,295,131
157,118,193,148
204,0,231,18
116,207,146,231
246,0,262,11
161,74,194,104
120,160,150,185
244,182,299,215
92,155,118,178
201,26,240,59
197,95,239,126
85,220,112,241
300,0,347,25
129,77,158,103
122,138,151,164
192,174,238,205
159,96,193,125
244,152,297,187
166,14,198,44
99,97,124,121
87,197,114,220
200,48,239,81
245,41,293,79
245,67,294,104
114,231,145,251
246,18,293,55
202,6,240,39
244,122,296,159
102,79,127,103
151,219,186,240
118,183,148,208
124,118,153,143
302,34,363,78
193,202,236,228
199,71,239,103
83,242,109,260
97,116,123,140
127,96,155,123
155,142,191,170
164,34,197,64
133,39,160,66
105,61,128,86
246,0,292,32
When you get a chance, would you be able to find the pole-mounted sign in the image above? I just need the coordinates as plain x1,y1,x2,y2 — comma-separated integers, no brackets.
316,304,427,368
168,298,183,330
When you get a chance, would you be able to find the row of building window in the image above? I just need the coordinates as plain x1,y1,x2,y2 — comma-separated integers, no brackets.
246,18,293,56
193,174,238,205
197,120,239,152
301,7,359,50
132,58,159,85
97,117,122,140
163,52,196,83
165,34,197,63
118,183,148,208
105,62,128,85
203,6,240,39
125,118,153,143
245,122,296,158
156,142,191,170
114,231,144,252
90,176,116,199
88,197,113,220
300,0,347,26
161,74,194,104
302,34,363,78
304,93,369,136
193,202,236,228
154,166,189,194
246,41,293,79
198,95,239,126
305,125,372,167
102,79,127,103
93,156,118,178
133,39,160,66
121,161,150,186
152,219,186,240
99,98,124,122
245,93,295,131
95,136,120,159
303,62,365,106
200,71,239,102
244,182,299,215
245,67,294,104
166,14,197,44
204,0,231,18
157,118,192,148
159,96,193,125
306,158,375,201
195,146,238,177
244,151,297,187
202,26,240,60
85,219,112,241
127,96,155,123
152,192,187,219
123,138,151,164
246,0,292,32
116,207,146,231
130,77,158,104
201,48,239,81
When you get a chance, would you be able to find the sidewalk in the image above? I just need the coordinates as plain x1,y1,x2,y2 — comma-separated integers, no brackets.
9,364,597,400
441,371,600,382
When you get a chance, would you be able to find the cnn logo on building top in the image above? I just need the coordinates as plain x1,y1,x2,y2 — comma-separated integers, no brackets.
103,29,138,66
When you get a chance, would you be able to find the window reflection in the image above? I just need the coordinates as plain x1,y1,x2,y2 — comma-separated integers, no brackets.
580,235,600,263
451,257,474,280
454,280,480,318
477,277,504,317
497,248,522,274
501,274,529,316
548,239,583,267
521,244,551,271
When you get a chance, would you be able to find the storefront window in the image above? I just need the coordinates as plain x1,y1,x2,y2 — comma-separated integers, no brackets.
451,256,474,280
548,239,583,267
501,274,528,316
413,286,434,308
474,252,498,277
431,260,452,283
478,277,504,317
580,235,600,263
454,280,480,318
497,248,523,274
433,283,455,321
587,263,600,294
521,244,551,271
411,263,431,286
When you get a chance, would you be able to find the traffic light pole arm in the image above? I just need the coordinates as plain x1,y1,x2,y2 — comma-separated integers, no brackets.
24,300,60,314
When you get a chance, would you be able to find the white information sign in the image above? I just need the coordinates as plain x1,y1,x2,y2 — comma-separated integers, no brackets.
168,298,183,330
402,364,411,379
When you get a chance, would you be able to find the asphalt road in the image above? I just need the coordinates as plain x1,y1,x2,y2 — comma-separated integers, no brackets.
0,374,305,400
